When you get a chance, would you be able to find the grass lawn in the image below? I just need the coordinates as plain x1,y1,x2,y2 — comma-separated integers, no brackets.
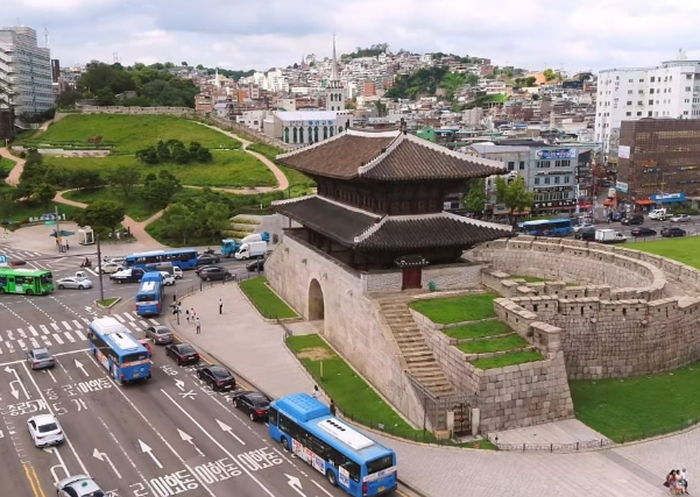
410,293,498,324
444,320,511,340
470,350,544,370
287,334,436,442
0,157,15,177
456,333,528,354
63,187,159,222
238,277,298,319
509,275,547,283
21,114,241,153
96,297,120,307
43,149,275,188
570,362,700,442
624,236,700,269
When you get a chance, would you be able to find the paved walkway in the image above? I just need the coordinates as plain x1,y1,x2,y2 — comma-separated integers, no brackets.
164,283,688,497
0,147,25,186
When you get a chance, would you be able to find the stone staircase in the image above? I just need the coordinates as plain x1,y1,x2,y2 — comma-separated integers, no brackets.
377,296,456,397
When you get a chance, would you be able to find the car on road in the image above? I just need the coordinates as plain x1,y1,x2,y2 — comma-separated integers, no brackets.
661,227,686,237
196,254,220,267
56,474,104,497
197,364,236,391
56,276,93,290
231,390,271,421
610,212,624,222
99,261,123,274
159,271,176,286
27,413,64,447
110,267,145,284
574,226,596,241
631,227,657,237
165,343,200,366
145,325,174,345
26,347,55,369
246,259,265,272
621,214,644,226
670,214,692,223
197,265,232,281
104,256,126,265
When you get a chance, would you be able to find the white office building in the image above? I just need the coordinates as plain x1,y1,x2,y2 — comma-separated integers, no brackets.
594,52,700,156
0,26,53,116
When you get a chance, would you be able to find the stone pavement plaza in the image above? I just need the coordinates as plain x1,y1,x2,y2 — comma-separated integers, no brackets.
161,282,690,497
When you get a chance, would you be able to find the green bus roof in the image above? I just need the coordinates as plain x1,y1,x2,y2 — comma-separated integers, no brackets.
0,267,52,276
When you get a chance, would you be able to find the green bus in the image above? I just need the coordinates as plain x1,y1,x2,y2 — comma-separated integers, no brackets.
0,268,54,295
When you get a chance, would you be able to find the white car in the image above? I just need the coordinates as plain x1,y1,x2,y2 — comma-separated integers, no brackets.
56,276,93,290
670,214,691,223
27,413,64,447
159,271,176,286
99,261,123,274
56,475,104,497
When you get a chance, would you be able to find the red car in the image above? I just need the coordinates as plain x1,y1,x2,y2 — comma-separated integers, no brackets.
165,343,200,366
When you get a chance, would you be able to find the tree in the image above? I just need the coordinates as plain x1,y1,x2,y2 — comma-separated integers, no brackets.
32,183,57,206
374,100,387,117
495,176,534,220
462,178,485,214
105,165,140,199
160,202,196,244
79,201,125,233
69,170,102,189
142,170,181,209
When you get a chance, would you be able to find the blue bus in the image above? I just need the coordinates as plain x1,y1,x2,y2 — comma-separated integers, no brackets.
269,393,397,497
135,271,164,317
88,317,152,383
518,218,573,236
124,248,198,270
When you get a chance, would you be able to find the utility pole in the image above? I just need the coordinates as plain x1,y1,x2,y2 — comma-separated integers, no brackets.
54,204,61,252
96,234,104,302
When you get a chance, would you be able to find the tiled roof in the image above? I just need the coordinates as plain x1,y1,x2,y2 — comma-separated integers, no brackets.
277,129,505,181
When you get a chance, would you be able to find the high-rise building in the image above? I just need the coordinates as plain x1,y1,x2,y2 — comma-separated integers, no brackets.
0,26,53,116
594,52,700,157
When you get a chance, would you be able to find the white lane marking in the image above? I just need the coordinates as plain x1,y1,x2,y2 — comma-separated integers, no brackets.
80,318,90,324
138,320,149,328
160,389,276,497
84,268,98,277
113,314,126,323
0,344,3,355
0,332,3,342
6,330,13,340
71,320,82,329
6,341,14,353
64,332,76,343
309,479,335,497
39,325,50,335
50,322,60,332
74,329,86,341
123,313,136,322
149,319,159,325
29,337,40,349
28,326,38,337
21,360,90,474
17,328,26,339
42,336,52,348
53,334,64,345
17,339,25,350
0,348,90,368
61,321,71,331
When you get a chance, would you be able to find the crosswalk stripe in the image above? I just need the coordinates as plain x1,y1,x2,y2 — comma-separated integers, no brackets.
28,326,38,337
39,325,50,335
50,322,60,332
138,320,149,328
17,328,26,339
64,331,75,343
126,321,141,331
7,330,14,340
0,333,3,342
72,320,82,329
85,268,98,277
124,313,136,322
17,339,25,350
52,334,64,345
6,341,13,353
74,329,86,340
0,344,3,354
81,318,90,324
113,314,126,323
42,336,52,347
149,318,159,325
29,337,39,348
61,321,71,331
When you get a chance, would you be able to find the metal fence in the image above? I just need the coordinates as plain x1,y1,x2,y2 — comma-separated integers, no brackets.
488,437,614,453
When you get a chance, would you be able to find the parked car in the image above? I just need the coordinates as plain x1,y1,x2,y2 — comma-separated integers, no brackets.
573,223,594,233
99,262,123,274
110,267,145,284
56,475,104,497
56,276,93,290
27,413,64,447
621,214,644,226
631,227,657,237
26,348,55,370
103,256,126,265
196,254,220,267
197,364,236,391
145,325,174,345
197,266,232,281
574,226,596,241
670,214,692,223
246,259,265,272
231,390,271,422
165,343,200,366
661,227,686,237
159,271,176,286
195,264,219,275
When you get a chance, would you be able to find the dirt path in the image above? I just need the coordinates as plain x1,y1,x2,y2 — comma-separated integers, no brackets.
0,147,25,186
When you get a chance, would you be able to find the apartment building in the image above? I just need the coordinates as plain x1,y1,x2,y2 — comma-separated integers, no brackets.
594,53,700,156
0,26,53,116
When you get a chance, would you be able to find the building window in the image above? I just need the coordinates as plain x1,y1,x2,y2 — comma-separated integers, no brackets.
308,126,313,143
637,101,643,105
626,101,632,105
508,161,515,171
649,99,654,105
544,177,551,185
564,176,570,184
519,161,525,170
650,88,654,94
554,176,560,184
534,177,540,185
636,111,642,116
650,76,655,82
687,86,692,91
293,127,298,144
323,126,328,140
627,90,633,94
284,127,290,143
648,111,652,117
314,126,319,142
626,111,632,116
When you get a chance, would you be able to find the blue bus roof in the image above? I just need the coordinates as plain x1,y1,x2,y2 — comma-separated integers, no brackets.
272,393,394,462
89,317,146,355
140,271,164,282
518,218,571,227
126,248,197,258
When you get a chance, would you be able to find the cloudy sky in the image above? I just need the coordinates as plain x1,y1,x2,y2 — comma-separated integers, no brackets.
4,0,700,74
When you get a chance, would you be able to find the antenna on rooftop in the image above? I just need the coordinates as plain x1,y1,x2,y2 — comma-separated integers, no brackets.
113,52,120,64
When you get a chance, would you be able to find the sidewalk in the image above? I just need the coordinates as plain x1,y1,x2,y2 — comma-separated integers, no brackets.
166,283,693,497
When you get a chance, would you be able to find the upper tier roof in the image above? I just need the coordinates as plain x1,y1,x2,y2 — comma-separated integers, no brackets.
277,128,506,181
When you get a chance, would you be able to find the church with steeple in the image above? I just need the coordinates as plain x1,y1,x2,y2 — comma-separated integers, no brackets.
326,35,345,111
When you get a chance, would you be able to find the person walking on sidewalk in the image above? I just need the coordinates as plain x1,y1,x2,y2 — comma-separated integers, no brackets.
195,316,201,334
311,385,320,399
191,308,197,323
185,308,190,324
218,298,223,315
329,399,336,416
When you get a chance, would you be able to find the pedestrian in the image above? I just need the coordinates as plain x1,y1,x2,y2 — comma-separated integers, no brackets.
191,307,197,322
185,308,190,323
329,399,336,416
195,317,201,334
173,294,177,303
681,468,689,495
311,385,320,399
218,298,223,315
65,241,69,251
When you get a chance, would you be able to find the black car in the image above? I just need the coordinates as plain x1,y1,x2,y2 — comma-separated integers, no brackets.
574,226,596,241
610,212,624,222
621,214,644,226
231,390,271,421
197,365,236,391
165,343,200,366
197,266,231,281
631,227,657,237
661,227,686,238
246,259,264,272
196,254,220,267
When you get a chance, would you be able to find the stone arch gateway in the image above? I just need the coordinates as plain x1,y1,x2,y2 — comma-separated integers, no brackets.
308,278,325,320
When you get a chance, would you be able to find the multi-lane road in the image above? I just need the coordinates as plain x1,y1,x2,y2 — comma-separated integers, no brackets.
0,249,346,497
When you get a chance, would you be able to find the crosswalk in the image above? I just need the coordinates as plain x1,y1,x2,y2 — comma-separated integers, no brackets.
0,245,96,274
0,311,160,356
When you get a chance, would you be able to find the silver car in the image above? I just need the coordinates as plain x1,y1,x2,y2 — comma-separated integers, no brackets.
26,347,55,369
56,474,104,497
56,276,93,290
145,325,174,345
27,413,64,447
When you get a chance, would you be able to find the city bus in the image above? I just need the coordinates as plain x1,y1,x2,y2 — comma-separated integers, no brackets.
269,393,397,497
124,248,199,270
87,317,152,383
0,268,54,295
135,271,164,317
518,218,573,237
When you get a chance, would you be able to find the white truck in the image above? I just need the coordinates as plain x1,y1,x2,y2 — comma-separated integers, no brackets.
234,240,267,260
594,228,627,244
648,208,668,220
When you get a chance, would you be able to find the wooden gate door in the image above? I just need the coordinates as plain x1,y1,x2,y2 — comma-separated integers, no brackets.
401,267,422,290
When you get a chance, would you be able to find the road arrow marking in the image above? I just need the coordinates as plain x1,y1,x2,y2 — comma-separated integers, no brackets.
74,359,89,377
93,448,122,479
174,379,185,391
177,428,204,457
138,439,163,469
4,365,29,400
285,474,307,497
215,418,245,445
